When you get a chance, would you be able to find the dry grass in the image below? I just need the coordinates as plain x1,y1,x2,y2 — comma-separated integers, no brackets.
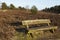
0,10,60,40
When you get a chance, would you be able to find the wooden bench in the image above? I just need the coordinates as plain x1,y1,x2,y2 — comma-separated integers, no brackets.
22,19,58,34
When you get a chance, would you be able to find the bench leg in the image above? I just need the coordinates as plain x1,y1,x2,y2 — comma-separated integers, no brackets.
52,29,55,33
49,29,55,33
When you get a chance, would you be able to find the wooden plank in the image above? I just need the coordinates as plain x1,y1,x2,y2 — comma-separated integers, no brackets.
28,26,58,33
22,19,51,25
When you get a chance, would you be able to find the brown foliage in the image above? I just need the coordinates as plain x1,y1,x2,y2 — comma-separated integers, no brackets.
0,10,60,40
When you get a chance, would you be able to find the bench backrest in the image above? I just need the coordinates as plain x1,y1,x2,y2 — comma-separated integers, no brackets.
22,19,51,26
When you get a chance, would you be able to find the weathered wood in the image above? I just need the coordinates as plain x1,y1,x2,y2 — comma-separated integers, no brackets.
28,26,58,33
21,19,58,34
22,19,51,25
29,26,57,30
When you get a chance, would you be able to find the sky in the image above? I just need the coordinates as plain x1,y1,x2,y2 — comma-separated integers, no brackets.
0,0,60,10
